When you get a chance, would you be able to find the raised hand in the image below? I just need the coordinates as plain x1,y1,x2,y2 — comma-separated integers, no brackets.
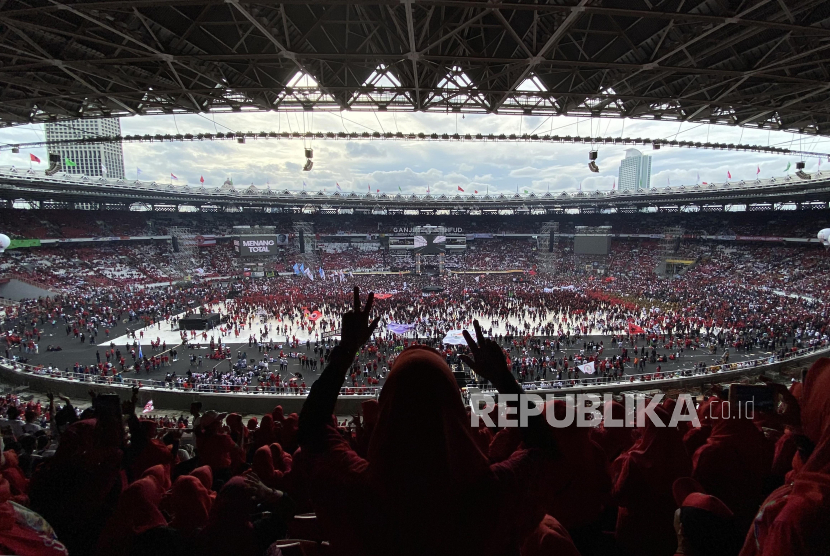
340,286,380,354
460,320,514,391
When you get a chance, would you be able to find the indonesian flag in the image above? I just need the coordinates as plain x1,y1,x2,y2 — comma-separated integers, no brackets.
628,322,646,335
171,173,178,180
30,153,41,163
200,176,205,183
142,400,154,414
458,186,465,192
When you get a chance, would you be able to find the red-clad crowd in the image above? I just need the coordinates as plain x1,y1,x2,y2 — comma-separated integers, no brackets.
1,290,829,556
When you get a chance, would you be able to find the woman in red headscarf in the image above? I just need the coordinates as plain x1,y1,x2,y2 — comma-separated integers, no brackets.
251,413,278,451
740,357,830,556
168,475,212,537
96,476,168,556
249,445,278,488
692,398,772,533
195,476,259,556
297,289,556,556
592,399,635,462
613,403,692,556
0,474,68,556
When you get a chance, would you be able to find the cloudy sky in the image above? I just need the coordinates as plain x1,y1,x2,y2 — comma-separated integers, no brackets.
1,108,827,195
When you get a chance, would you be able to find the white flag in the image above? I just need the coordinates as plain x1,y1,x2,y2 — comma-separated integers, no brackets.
578,361,595,375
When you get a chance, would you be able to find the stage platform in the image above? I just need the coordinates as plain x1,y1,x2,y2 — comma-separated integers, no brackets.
178,313,221,330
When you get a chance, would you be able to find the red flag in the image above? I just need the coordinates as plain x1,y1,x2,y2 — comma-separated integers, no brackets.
368,184,370,192
474,190,478,194
200,175,205,183
458,186,465,192
628,322,646,335
756,165,760,175
727,171,732,179
30,153,41,163
376,189,379,193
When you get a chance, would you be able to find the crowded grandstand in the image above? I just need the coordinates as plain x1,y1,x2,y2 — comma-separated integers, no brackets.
3,0,830,554
1,197,829,556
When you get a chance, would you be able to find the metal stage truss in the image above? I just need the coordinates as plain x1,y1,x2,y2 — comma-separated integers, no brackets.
293,221,318,270
0,1,829,136
169,226,199,278
536,221,560,274
2,132,827,160
656,226,689,278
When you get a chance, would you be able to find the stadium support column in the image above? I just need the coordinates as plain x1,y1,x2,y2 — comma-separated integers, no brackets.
415,253,421,275
439,252,445,275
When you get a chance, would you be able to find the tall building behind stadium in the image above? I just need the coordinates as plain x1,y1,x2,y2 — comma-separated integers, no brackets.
45,118,126,179
618,148,652,191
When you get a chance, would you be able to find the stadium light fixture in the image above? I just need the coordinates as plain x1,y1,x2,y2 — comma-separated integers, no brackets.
795,161,811,179
588,150,599,172
237,137,245,144
303,159,313,171
11,145,19,153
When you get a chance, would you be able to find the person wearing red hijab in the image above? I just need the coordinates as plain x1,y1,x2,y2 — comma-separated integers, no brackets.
0,471,68,555
691,398,772,533
539,400,612,553
613,404,692,556
592,399,635,462
125,419,175,481
194,411,242,480
672,478,740,556
96,476,168,556
270,442,292,475
249,445,279,488
740,357,830,556
196,474,294,556
251,413,278,452
190,465,214,492
298,289,556,556
168,475,212,537
521,515,581,556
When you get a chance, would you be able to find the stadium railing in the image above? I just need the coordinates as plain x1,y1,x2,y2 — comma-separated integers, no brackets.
476,342,830,393
2,341,827,398
0,357,380,397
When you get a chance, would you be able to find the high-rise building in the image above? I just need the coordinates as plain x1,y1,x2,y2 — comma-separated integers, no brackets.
44,118,126,179
618,148,652,191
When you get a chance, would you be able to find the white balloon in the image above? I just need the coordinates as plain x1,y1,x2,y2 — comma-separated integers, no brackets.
0,233,10,253
819,228,830,247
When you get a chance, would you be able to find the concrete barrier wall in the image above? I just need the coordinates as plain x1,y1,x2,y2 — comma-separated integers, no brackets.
2,347,827,415
0,363,370,415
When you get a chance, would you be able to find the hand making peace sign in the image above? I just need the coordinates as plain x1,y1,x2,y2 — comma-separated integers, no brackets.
460,319,512,390
340,286,380,354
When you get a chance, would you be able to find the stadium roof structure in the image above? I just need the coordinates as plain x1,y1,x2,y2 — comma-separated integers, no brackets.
2,166,830,214
1,0,829,135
